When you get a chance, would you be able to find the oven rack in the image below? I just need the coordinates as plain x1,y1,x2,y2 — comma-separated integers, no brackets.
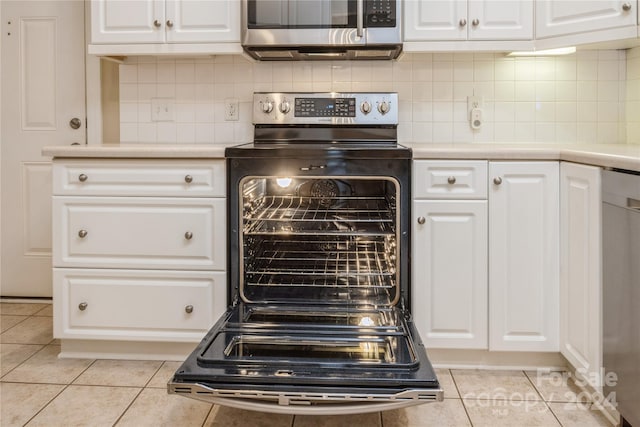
244,238,396,288
244,196,395,223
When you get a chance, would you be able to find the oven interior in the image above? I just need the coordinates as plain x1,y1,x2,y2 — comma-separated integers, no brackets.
239,175,400,306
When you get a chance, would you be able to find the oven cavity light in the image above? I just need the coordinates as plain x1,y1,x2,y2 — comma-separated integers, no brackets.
276,177,293,188
359,316,375,327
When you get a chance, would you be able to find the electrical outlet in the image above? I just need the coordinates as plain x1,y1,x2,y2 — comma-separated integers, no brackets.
151,98,174,122
467,96,483,129
225,98,239,121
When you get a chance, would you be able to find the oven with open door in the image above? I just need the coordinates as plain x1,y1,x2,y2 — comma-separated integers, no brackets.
168,93,442,415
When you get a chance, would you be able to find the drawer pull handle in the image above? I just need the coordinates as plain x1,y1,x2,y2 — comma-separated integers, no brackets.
184,175,193,183
447,176,456,184
78,174,88,182
78,302,88,311
153,19,161,28
166,20,174,28
623,2,632,11
417,216,426,225
184,231,193,240
493,176,503,185
78,230,88,238
472,18,480,26
185,305,194,314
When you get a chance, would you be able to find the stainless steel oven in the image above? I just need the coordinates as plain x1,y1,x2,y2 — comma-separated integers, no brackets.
169,93,442,415
241,0,402,60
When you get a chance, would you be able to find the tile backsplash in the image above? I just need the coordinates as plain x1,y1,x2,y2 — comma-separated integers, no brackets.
626,47,640,144
118,50,628,145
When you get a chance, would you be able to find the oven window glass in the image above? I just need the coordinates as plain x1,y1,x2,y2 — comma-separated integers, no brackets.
248,0,355,28
239,176,400,306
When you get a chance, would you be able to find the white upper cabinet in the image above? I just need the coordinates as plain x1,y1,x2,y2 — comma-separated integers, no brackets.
536,0,637,39
90,0,240,51
165,0,239,43
91,0,165,44
404,0,533,41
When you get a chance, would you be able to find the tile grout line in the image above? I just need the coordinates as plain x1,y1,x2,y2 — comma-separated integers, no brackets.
21,383,72,426
448,369,474,427
201,403,216,427
522,369,564,427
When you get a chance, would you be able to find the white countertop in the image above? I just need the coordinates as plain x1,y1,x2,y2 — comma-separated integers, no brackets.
42,142,640,172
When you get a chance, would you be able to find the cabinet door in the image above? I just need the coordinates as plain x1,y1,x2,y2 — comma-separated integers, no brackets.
413,200,488,349
469,0,533,40
91,0,165,44
560,162,602,388
166,0,240,43
403,0,467,41
489,162,559,352
536,0,637,39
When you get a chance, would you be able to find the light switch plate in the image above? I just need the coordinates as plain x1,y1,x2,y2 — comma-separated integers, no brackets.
151,98,174,122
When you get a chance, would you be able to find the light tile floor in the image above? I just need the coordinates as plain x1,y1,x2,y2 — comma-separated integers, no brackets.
0,302,615,427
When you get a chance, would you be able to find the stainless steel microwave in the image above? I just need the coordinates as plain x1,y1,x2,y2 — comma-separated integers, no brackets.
241,0,402,60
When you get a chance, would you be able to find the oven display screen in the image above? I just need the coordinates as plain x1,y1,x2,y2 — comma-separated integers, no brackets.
295,98,356,117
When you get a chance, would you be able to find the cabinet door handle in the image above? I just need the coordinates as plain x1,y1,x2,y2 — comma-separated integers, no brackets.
184,175,193,183
78,302,88,311
493,176,503,185
417,216,426,225
153,19,162,28
459,18,467,27
447,176,456,184
184,231,193,240
78,174,88,182
166,20,174,28
472,18,480,26
78,229,88,238
185,305,194,314
623,2,632,11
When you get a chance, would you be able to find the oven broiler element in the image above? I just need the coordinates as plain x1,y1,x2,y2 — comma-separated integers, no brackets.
169,93,442,415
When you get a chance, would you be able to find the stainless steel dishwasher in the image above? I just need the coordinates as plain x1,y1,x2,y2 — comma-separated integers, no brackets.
602,168,640,427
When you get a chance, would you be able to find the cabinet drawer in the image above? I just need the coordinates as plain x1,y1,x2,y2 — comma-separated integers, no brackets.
53,269,226,342
53,197,225,270
413,160,488,199
53,159,225,197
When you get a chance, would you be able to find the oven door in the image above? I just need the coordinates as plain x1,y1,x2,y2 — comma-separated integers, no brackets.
169,303,442,415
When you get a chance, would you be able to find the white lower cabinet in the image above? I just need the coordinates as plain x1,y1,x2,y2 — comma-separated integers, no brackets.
413,160,560,353
560,162,602,387
54,269,226,341
413,160,488,349
489,161,560,352
52,159,227,352
413,200,488,349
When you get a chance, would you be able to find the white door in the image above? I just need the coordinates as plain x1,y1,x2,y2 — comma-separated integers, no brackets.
403,0,468,41
469,0,533,40
1,1,86,297
489,162,560,352
413,200,488,349
536,0,636,39
560,162,602,389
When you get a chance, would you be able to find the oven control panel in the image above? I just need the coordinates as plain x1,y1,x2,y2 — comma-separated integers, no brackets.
253,92,398,125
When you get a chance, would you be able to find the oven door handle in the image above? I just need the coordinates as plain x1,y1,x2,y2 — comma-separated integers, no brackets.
299,165,327,171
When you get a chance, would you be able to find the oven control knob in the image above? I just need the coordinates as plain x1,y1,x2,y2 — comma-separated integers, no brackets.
261,100,274,114
279,101,291,114
378,101,391,115
360,101,372,115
